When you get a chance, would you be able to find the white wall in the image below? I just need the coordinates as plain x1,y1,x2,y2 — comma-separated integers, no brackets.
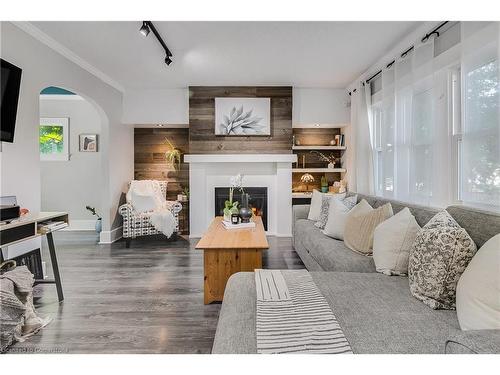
123,87,350,127
122,88,188,124
39,95,103,230
0,22,133,255
292,88,349,126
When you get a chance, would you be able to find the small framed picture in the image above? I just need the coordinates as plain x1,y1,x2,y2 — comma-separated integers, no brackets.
79,134,98,152
40,117,70,161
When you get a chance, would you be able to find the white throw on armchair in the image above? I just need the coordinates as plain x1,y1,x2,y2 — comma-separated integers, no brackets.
119,180,182,247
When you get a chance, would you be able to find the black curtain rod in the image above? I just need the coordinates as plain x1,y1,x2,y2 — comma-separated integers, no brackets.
422,21,448,43
357,21,450,88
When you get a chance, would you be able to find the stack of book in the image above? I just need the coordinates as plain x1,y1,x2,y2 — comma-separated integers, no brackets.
334,134,346,146
38,221,68,234
221,220,256,230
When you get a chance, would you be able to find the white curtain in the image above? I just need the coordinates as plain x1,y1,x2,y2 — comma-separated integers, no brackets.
372,38,453,206
460,22,500,209
357,21,499,209
349,83,375,195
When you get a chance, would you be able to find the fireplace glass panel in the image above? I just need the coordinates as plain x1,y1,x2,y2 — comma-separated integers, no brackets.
214,187,268,230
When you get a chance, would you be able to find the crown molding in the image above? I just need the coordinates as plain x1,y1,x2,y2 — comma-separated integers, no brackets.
11,21,125,93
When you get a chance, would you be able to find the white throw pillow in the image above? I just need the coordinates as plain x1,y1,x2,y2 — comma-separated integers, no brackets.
323,198,370,240
373,207,420,276
456,234,500,330
307,190,345,221
308,190,324,221
130,189,158,213
314,193,350,229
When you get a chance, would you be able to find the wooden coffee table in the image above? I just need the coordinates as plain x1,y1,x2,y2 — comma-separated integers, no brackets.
196,216,269,304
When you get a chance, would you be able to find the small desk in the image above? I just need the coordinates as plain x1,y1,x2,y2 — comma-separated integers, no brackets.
196,216,269,304
0,212,68,302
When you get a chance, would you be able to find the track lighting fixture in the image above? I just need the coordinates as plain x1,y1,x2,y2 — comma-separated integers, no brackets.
139,21,150,37
139,21,173,66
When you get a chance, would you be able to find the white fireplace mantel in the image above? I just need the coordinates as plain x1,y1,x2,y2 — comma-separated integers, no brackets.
186,154,297,238
184,154,297,163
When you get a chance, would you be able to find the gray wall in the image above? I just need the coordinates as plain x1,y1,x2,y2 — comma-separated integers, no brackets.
40,95,103,228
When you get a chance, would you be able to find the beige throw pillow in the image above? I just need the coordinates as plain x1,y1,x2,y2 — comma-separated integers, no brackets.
344,201,393,255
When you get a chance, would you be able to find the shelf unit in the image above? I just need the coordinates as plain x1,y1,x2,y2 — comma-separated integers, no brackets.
292,123,348,129
291,125,348,201
292,145,346,151
292,192,313,199
293,168,346,173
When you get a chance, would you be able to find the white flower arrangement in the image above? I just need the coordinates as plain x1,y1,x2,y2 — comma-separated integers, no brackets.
230,173,243,189
224,174,245,222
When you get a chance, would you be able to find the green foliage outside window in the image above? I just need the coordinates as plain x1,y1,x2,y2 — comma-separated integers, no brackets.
40,125,64,154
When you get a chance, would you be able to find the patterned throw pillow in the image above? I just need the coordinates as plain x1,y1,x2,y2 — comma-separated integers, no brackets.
408,210,477,310
315,194,356,229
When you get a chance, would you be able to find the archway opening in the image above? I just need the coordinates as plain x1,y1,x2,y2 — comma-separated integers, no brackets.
39,86,104,239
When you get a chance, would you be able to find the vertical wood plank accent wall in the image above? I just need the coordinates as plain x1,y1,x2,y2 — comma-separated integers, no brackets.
134,128,189,201
189,86,293,154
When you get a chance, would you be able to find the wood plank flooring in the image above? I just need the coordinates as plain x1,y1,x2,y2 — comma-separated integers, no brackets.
7,232,304,354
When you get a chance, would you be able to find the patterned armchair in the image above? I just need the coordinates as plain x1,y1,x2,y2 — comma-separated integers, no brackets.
119,181,182,247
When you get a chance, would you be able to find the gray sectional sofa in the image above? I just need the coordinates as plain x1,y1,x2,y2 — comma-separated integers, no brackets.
212,194,500,354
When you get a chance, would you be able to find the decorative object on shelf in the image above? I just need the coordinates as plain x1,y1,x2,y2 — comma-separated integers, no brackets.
335,134,341,146
329,179,348,194
292,134,296,146
239,193,253,224
85,205,102,233
321,176,329,193
310,151,337,168
302,154,306,168
329,139,336,146
300,173,315,191
164,138,182,170
215,98,271,136
79,134,98,152
223,174,244,222
177,186,189,202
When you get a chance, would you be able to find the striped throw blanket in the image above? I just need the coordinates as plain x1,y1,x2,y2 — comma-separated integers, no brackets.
255,269,352,354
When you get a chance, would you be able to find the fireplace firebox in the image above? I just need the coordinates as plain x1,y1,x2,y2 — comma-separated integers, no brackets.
215,187,268,230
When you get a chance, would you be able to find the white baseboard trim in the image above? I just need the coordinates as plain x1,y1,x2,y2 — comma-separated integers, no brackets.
99,226,123,244
62,219,96,231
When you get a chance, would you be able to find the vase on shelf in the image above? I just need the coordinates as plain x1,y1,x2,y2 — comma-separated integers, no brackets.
328,162,336,169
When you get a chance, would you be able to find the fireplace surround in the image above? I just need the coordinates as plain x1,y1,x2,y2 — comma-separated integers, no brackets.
185,154,297,237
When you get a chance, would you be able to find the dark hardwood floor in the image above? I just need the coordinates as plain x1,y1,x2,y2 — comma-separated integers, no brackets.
7,232,304,354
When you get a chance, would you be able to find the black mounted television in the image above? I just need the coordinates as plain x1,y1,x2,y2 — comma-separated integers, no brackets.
1,58,22,143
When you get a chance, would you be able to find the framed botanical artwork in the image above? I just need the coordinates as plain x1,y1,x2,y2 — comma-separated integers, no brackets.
215,97,271,136
39,117,70,161
79,134,98,152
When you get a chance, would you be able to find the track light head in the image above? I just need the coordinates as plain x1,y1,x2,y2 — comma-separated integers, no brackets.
165,56,172,66
139,22,150,37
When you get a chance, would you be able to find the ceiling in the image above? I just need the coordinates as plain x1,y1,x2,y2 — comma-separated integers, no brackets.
31,21,422,90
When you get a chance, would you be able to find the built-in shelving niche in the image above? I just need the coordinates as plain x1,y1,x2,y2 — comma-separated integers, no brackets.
292,127,347,194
